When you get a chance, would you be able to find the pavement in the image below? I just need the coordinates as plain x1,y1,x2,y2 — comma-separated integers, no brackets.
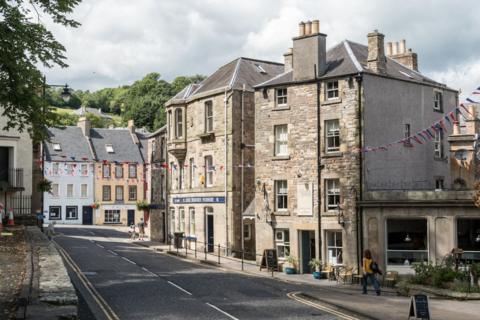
54,225,480,320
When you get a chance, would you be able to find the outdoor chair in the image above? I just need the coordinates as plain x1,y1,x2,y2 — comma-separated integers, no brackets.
321,264,334,281
383,271,399,288
336,266,354,285
353,270,363,285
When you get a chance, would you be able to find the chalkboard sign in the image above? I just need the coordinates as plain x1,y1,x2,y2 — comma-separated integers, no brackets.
260,249,278,272
408,294,430,320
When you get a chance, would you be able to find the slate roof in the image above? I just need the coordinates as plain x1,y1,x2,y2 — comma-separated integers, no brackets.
256,40,447,88
73,106,113,119
44,127,94,162
166,57,284,105
90,129,144,163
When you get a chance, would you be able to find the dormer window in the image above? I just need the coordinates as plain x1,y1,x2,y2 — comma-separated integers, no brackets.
53,143,61,151
105,144,114,153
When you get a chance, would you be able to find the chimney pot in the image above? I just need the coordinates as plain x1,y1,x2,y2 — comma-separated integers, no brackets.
305,21,312,35
392,42,399,55
312,20,319,34
399,39,406,54
298,22,305,36
77,117,91,137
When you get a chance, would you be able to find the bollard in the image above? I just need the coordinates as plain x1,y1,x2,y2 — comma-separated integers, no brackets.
218,244,220,265
204,245,207,261
176,239,179,254
194,239,197,259
185,238,188,257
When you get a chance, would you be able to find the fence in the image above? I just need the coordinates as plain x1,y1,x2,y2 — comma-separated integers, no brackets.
10,195,32,215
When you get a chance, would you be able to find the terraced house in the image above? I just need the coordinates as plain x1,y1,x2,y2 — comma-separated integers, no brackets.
254,20,458,274
165,58,283,256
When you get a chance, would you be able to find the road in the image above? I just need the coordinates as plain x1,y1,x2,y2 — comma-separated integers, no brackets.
54,226,367,320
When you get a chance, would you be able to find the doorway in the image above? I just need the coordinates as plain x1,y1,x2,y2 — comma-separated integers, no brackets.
127,210,135,226
82,206,93,225
300,230,316,273
206,213,214,253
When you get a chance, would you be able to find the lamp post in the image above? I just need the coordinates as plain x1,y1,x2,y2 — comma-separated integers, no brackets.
40,76,72,217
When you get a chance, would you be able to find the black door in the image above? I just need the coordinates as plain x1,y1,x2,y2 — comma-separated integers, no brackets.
0,147,9,182
82,206,93,225
207,215,214,252
127,210,135,226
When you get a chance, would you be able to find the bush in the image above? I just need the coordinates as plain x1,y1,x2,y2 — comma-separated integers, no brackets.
411,262,469,289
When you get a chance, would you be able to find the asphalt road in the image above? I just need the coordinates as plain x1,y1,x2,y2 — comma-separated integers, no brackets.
55,227,363,320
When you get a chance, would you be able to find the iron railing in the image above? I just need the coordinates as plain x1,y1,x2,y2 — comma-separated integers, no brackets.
0,168,24,189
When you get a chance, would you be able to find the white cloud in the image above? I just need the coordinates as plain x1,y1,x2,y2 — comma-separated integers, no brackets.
39,0,480,92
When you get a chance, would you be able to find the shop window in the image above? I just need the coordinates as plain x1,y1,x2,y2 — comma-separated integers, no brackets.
105,210,120,224
66,206,78,220
49,206,61,220
386,219,428,265
457,219,480,262
326,231,343,265
275,229,290,258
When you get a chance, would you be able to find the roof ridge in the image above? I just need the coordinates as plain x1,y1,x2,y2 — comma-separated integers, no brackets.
228,57,243,89
239,56,284,66
343,40,363,72
255,70,292,87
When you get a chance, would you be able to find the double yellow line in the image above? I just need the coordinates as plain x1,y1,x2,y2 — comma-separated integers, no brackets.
287,291,360,320
54,241,120,320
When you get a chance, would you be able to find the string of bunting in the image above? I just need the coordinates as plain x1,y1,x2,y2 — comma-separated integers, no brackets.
357,87,480,153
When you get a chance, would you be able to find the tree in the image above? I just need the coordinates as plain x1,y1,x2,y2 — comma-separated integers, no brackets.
0,0,81,141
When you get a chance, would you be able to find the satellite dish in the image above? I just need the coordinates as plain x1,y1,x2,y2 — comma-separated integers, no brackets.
455,149,468,161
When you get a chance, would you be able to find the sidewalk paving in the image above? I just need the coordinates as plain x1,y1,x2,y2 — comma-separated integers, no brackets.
133,239,480,320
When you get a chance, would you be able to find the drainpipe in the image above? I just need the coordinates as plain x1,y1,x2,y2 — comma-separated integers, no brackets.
224,89,229,254
315,65,322,262
241,84,245,257
355,73,364,271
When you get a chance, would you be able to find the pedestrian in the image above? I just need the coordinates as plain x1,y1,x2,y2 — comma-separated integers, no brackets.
129,224,136,240
362,249,382,295
138,218,145,241
36,210,45,232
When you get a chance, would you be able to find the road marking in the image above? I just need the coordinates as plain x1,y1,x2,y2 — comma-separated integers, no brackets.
141,267,158,277
167,281,192,295
121,256,136,265
96,243,104,249
206,303,239,320
89,239,94,243
287,292,359,320
89,231,95,236
107,250,118,256
54,242,120,320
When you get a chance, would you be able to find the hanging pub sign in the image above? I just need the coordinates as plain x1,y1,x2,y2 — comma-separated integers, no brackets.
260,249,278,272
408,294,430,320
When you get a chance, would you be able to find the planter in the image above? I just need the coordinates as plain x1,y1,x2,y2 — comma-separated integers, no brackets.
285,267,296,275
313,271,321,279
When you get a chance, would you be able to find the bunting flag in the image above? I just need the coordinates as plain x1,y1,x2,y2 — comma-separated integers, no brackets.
460,103,473,115
439,120,448,133
412,136,423,145
449,111,457,122
466,97,480,104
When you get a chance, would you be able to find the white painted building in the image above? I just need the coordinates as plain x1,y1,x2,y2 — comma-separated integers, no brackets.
43,126,95,225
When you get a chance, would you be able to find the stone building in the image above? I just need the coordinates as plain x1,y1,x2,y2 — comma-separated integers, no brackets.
165,58,283,256
147,125,168,241
43,125,95,224
254,20,458,274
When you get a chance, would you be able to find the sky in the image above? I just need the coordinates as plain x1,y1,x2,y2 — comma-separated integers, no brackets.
41,0,480,97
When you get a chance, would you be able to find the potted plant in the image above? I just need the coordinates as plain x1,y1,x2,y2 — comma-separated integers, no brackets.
136,200,150,212
91,202,99,209
37,178,52,193
309,259,322,279
284,255,297,274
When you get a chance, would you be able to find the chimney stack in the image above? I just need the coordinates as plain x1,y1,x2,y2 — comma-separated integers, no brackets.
367,30,387,74
385,39,419,71
78,117,91,137
283,48,293,72
386,42,392,56
292,19,327,80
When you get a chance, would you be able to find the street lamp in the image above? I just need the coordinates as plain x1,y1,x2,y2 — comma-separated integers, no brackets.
60,84,72,102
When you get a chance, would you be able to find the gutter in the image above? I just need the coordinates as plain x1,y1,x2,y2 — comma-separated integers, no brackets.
315,65,323,262
355,73,363,272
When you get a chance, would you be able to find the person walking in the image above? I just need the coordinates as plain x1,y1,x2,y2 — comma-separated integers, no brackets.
36,210,45,232
362,249,381,295
138,218,145,241
129,223,136,240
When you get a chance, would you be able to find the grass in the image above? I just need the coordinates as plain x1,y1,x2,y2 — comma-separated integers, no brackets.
52,107,123,127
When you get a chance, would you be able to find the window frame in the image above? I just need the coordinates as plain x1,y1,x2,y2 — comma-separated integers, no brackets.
386,218,429,266
66,206,78,220
66,163,74,175
275,229,290,259
105,144,114,153
102,164,111,178
433,90,443,111
102,185,111,201
456,218,480,262
435,177,444,191
115,164,123,178
326,80,339,100
205,101,214,133
325,179,340,211
49,206,61,220
51,183,59,197
179,207,185,232
115,185,124,202
326,231,343,265
205,156,213,187
189,207,195,235
275,88,288,107
274,180,288,211
52,162,59,176
104,209,121,224
179,163,185,190
274,124,288,157
53,143,62,151
128,164,137,178
325,119,340,153
128,185,137,201
66,184,74,198
175,108,183,139
170,208,175,235
434,129,444,159
189,158,196,188
244,224,252,241
81,164,88,176
81,184,88,198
